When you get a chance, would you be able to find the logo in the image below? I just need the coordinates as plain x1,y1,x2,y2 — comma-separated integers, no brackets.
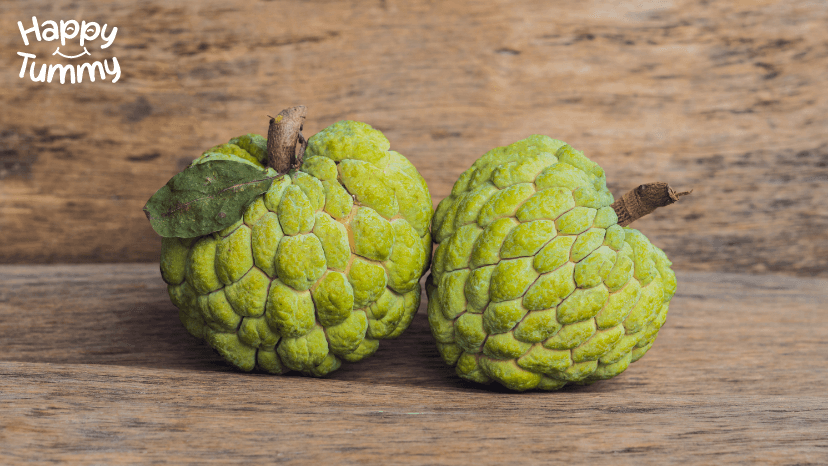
17,16,120,84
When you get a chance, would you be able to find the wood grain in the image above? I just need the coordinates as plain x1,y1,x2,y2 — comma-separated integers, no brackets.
1,0,827,277
1,264,826,464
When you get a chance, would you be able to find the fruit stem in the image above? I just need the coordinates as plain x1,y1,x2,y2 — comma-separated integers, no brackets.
611,182,692,226
267,106,308,174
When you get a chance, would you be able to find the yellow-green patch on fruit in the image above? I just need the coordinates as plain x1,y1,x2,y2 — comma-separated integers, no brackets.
544,314,597,351
385,220,427,293
187,236,222,294
596,279,641,328
160,237,189,285
514,308,561,343
263,175,292,213
489,257,538,302
477,183,535,227
277,326,329,372
603,224,626,251
206,331,256,371
224,267,270,317
366,289,406,339
229,134,268,164
557,284,609,325
321,180,354,219
573,246,616,288
479,357,542,391
442,224,483,272
243,196,268,227
515,187,575,223
483,332,532,359
500,220,557,259
535,162,591,192
313,213,350,271
265,280,315,337
438,269,470,320
491,151,558,189
453,182,498,230
350,207,393,262
483,299,527,334
326,310,368,355
523,262,576,311
312,272,355,327
470,218,519,268
533,236,577,274
251,213,283,277
278,185,316,236
202,143,263,168
305,120,390,165
464,265,495,312
428,291,455,344
557,360,598,382
456,352,492,383
257,349,286,374
455,312,486,353
385,288,421,339
555,207,597,235
275,234,327,291
216,225,254,285
341,337,380,362
292,172,325,212
570,228,606,263
571,325,624,362
198,289,241,332
301,156,338,181
517,345,572,374
348,257,387,308
338,160,398,218
238,316,280,348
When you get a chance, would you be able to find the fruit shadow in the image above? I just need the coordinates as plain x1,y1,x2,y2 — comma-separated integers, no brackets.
16,276,625,395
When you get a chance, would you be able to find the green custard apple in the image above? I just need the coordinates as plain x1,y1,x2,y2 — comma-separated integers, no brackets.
157,119,433,376
427,135,676,391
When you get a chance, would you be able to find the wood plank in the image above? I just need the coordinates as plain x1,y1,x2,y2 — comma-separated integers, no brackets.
1,264,827,395
2,361,826,465
2,0,828,277
1,264,827,463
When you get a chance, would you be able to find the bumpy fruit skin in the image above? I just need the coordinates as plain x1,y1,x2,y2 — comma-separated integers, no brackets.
428,135,676,391
161,121,433,376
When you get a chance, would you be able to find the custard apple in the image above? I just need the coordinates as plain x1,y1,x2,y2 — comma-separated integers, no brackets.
155,119,433,376
427,135,676,391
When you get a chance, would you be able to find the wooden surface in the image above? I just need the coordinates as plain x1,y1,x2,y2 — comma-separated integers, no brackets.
1,264,827,464
3,3,826,463
2,0,828,277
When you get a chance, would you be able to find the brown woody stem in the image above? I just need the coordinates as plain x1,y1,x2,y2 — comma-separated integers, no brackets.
611,182,692,226
267,106,308,174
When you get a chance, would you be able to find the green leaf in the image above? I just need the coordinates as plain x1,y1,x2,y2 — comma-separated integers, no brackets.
144,159,279,238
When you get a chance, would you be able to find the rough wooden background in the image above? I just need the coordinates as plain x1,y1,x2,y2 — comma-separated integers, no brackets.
1,0,827,276
1,264,827,464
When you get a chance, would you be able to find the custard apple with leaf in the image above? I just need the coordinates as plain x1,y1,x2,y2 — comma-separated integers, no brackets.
146,107,433,376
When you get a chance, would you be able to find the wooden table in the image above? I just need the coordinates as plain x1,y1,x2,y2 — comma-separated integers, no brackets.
1,264,826,464
2,0,827,463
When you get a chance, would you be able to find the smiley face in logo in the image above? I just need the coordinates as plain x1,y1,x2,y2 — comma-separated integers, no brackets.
53,46,91,59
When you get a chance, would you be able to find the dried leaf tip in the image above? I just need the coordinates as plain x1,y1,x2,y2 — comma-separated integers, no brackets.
611,182,693,226
267,106,308,174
